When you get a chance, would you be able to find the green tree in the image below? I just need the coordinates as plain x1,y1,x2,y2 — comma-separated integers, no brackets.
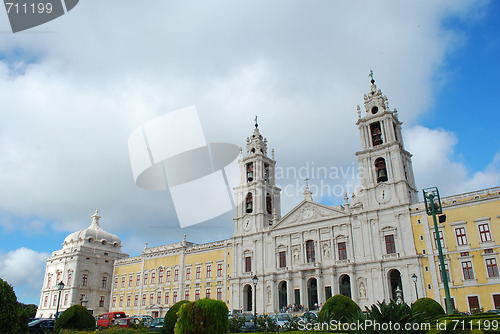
164,300,191,334
0,277,26,334
318,294,361,323
54,304,96,331
174,298,229,334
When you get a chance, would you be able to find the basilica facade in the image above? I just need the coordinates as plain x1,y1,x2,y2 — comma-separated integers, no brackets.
37,78,500,318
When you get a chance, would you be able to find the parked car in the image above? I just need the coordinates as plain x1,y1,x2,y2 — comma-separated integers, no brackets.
300,310,318,323
149,317,165,330
270,313,293,331
28,319,55,333
131,315,154,327
112,317,138,328
487,309,500,314
237,313,256,332
97,311,127,327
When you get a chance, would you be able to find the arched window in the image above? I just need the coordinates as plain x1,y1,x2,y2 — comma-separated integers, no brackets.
245,193,253,213
266,193,272,214
306,240,316,263
247,163,254,182
375,157,388,183
370,122,383,146
264,163,270,182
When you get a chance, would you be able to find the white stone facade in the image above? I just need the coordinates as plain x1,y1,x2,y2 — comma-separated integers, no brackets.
36,210,128,318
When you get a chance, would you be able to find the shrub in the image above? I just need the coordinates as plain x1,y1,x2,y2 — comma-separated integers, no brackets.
255,314,278,332
318,294,360,323
164,300,191,334
412,297,445,322
54,304,96,331
0,278,26,334
174,298,229,334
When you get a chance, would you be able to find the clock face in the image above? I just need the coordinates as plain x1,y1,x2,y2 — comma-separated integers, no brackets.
376,186,391,204
243,220,253,231
303,209,314,219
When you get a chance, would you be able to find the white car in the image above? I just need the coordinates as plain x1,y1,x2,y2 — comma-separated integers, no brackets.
270,313,293,331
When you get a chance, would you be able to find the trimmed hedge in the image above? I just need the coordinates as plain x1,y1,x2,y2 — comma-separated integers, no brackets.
55,304,96,331
318,294,360,323
174,298,229,334
411,297,445,321
164,300,191,334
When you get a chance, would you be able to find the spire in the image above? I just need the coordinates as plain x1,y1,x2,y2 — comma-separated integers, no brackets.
304,177,313,201
90,209,101,227
363,70,389,114
246,116,268,155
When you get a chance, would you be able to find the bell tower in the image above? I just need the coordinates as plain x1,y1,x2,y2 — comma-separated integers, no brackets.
355,73,418,209
233,118,281,236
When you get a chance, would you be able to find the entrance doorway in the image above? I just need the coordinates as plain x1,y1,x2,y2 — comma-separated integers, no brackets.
307,278,318,310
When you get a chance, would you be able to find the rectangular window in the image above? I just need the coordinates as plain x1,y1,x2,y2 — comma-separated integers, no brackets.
486,258,499,278
151,272,156,284
136,274,141,286
206,288,211,299
439,263,451,282
185,290,190,301
157,291,162,304
186,268,191,281
455,227,468,245
99,296,105,308
149,292,154,305
338,242,347,260
113,296,116,307
121,276,125,288
216,288,222,301
64,293,69,306
173,291,178,304
127,295,131,307
134,295,138,306
217,264,223,277
102,276,108,289
142,293,146,306
306,240,316,263
245,257,252,272
128,275,133,287
478,223,492,242
82,273,88,287
67,272,72,286
325,286,332,300
279,251,286,268
174,269,179,281
165,292,169,305
119,295,123,307
206,265,212,278
433,231,444,248
144,273,148,285
159,268,164,283
462,261,474,280
195,289,200,301
166,270,171,282
196,266,201,279
385,235,396,254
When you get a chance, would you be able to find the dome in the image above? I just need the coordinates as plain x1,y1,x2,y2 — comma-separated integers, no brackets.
63,210,122,249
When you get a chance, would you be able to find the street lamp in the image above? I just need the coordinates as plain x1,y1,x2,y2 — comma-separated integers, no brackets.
423,187,453,315
411,274,419,299
55,281,65,320
252,275,258,332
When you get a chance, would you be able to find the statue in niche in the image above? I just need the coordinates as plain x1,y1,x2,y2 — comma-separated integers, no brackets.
322,242,330,259
293,247,300,263
267,286,272,304
359,281,366,298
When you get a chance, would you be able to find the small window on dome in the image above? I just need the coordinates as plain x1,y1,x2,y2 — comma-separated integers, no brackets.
102,240,107,245
88,238,94,243
371,106,379,114
113,242,119,247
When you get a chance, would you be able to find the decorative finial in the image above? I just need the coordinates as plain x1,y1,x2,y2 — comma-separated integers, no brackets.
91,209,101,226
272,148,275,160
357,105,361,118
369,70,375,84
144,242,148,250
254,115,258,128
183,234,187,241
304,177,313,201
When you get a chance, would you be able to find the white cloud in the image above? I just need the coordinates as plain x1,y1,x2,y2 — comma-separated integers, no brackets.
406,125,500,197
0,248,50,303
0,0,491,232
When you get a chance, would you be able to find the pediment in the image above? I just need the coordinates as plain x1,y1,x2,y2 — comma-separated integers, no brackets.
271,200,347,230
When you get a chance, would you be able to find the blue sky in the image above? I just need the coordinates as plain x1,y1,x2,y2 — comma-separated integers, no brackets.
0,0,498,306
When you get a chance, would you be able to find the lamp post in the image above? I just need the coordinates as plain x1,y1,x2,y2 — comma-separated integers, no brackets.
423,187,453,315
55,281,65,320
252,275,258,332
411,274,419,300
